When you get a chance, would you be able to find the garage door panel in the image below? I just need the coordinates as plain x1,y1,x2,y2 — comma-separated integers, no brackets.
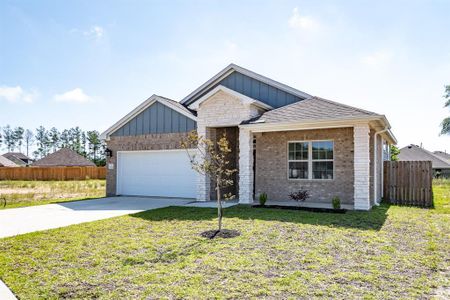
118,150,196,198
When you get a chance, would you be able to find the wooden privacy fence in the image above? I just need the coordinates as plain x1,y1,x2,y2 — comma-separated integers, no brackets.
0,166,106,181
383,161,433,207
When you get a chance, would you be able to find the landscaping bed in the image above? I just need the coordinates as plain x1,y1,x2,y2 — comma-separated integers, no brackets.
252,204,347,213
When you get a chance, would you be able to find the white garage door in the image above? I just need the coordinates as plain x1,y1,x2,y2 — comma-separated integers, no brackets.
117,150,197,198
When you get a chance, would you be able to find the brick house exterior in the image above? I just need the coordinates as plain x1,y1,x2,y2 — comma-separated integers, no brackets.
101,64,396,210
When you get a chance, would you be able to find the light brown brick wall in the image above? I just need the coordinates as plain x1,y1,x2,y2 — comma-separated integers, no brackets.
105,132,190,196
255,127,355,204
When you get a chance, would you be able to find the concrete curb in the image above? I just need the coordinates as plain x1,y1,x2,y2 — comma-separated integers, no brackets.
0,279,17,300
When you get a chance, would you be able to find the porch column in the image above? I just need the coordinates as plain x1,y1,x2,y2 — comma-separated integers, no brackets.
238,128,253,203
353,124,371,210
196,123,210,201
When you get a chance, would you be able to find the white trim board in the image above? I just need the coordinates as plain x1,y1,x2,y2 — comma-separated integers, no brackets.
239,116,397,145
100,95,197,140
180,63,312,105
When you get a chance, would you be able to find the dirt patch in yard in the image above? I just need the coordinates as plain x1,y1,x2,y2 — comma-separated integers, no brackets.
200,229,241,239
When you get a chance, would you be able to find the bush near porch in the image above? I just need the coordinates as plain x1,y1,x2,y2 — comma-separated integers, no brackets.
0,180,448,299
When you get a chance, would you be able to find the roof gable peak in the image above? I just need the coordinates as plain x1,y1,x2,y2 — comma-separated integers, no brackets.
180,63,311,106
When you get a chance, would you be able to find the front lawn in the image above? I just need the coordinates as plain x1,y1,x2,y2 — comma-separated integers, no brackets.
0,180,106,209
0,182,449,299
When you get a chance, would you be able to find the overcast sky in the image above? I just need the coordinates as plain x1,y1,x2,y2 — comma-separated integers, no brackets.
1,0,449,152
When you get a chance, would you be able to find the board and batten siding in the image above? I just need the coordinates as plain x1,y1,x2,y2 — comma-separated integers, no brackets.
111,101,196,136
218,71,304,108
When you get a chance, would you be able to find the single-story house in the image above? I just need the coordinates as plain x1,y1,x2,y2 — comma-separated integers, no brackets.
32,148,96,167
433,151,450,164
399,145,450,178
101,64,397,210
2,152,33,166
0,155,17,167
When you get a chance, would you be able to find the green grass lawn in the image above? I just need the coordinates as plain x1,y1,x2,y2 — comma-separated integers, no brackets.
0,180,106,209
0,181,448,299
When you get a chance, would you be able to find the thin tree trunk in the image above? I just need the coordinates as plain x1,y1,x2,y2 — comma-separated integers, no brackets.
216,180,222,232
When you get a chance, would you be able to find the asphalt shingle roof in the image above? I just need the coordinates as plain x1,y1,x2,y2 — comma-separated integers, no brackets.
32,148,96,167
246,96,380,124
398,145,450,169
433,151,450,164
0,155,17,167
158,95,197,117
1,152,30,166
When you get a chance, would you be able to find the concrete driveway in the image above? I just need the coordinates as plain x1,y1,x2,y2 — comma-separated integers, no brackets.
0,197,192,238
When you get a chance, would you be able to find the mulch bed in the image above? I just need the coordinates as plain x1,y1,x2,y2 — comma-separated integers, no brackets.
200,229,241,239
252,204,347,214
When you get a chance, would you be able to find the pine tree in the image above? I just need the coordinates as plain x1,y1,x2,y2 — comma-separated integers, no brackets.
13,127,24,152
2,125,15,152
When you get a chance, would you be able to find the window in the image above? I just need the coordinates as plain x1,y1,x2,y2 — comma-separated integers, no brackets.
288,142,309,179
288,141,334,180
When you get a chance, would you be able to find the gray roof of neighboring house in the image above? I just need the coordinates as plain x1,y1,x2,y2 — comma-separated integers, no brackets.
1,152,30,166
398,145,450,169
244,96,380,124
0,155,18,167
433,151,450,163
32,148,96,167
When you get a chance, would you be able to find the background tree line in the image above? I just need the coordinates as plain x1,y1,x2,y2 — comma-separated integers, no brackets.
0,125,106,166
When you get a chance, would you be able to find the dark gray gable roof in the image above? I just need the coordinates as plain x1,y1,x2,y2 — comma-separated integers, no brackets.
181,64,311,108
111,97,196,137
32,148,96,167
244,96,380,124
399,145,450,169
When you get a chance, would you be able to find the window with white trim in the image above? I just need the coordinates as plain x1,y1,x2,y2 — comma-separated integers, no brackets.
288,141,334,180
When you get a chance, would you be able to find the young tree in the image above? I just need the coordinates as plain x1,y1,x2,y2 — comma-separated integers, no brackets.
49,127,60,152
181,131,237,232
13,127,24,152
440,85,450,135
24,129,34,157
2,125,15,152
390,145,400,161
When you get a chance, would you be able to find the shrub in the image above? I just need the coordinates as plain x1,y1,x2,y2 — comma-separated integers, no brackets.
289,188,310,204
259,193,268,206
332,196,341,209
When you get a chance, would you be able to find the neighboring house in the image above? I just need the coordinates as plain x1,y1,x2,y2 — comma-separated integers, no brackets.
32,148,96,167
433,151,450,164
399,145,450,178
2,152,33,166
0,155,17,167
101,64,397,210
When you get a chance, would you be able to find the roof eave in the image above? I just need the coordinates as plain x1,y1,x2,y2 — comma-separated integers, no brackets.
239,115,388,132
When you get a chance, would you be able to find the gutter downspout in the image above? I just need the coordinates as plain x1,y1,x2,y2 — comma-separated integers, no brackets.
374,128,388,206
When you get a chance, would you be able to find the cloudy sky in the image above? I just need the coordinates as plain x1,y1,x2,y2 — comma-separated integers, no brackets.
1,0,449,151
